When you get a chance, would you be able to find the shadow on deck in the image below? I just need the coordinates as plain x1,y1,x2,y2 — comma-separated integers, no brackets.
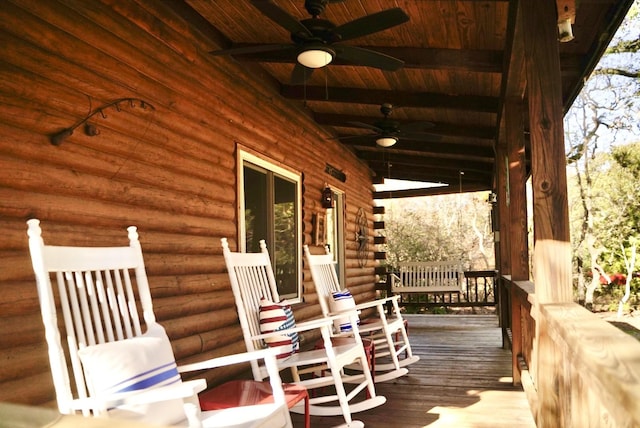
291,314,536,428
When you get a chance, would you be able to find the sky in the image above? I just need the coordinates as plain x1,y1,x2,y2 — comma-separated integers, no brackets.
564,0,640,152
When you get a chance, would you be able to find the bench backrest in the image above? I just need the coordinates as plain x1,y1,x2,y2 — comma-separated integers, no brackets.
391,261,464,293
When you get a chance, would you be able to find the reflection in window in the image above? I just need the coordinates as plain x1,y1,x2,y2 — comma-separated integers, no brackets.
240,152,301,301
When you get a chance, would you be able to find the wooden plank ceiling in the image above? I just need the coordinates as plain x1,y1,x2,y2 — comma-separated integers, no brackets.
184,0,632,197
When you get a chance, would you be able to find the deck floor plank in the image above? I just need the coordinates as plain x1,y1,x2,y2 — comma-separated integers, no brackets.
290,314,536,427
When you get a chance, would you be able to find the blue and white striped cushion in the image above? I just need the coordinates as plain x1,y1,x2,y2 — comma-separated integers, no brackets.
259,297,299,358
78,323,185,425
330,289,360,333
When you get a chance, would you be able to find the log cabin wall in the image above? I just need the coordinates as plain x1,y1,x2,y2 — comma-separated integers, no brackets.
0,0,377,407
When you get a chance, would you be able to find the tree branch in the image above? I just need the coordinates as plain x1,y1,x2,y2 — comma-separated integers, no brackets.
593,68,640,79
606,39,640,54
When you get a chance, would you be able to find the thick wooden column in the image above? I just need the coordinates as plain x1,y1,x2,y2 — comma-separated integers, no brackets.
522,0,572,304
500,0,530,380
522,0,573,425
505,97,529,384
506,98,530,281
495,133,511,350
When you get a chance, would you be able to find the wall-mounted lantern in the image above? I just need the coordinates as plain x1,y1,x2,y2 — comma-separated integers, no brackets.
558,18,574,42
321,186,334,209
556,1,575,42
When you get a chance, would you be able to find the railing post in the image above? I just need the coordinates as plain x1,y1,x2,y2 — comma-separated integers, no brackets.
499,276,511,349
510,281,522,384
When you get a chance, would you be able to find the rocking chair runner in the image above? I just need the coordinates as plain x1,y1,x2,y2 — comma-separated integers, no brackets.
221,238,386,428
27,219,292,428
304,245,419,383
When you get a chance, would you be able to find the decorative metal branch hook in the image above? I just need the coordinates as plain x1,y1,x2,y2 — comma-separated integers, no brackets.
50,97,155,146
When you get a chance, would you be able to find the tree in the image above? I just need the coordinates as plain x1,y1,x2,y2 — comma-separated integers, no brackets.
565,0,640,307
380,192,494,271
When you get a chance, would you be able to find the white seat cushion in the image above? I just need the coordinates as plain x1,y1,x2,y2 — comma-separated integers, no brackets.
78,323,186,425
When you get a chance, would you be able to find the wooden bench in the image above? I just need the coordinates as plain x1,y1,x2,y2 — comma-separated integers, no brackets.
390,261,464,297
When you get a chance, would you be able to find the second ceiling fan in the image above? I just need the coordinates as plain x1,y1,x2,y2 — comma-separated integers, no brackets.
210,0,409,83
336,103,438,148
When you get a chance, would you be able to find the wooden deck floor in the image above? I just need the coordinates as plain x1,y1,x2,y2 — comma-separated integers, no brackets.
290,314,536,428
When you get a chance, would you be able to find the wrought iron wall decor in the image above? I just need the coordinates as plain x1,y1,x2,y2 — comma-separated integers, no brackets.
50,97,155,146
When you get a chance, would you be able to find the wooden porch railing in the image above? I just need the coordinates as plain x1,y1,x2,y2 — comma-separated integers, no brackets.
380,269,498,310
503,276,640,427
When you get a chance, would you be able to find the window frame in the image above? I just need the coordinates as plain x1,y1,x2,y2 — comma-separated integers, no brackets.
325,187,346,287
237,148,303,303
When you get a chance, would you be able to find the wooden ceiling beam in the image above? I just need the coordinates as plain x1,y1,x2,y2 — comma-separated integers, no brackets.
370,167,480,185
361,155,494,175
314,112,496,140
373,181,491,200
229,46,503,73
369,163,491,183
281,86,499,113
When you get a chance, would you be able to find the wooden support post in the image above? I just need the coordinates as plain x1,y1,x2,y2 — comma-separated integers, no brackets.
510,285,523,385
505,97,529,385
522,0,573,425
522,0,572,304
496,134,511,350
506,99,529,282
500,0,528,376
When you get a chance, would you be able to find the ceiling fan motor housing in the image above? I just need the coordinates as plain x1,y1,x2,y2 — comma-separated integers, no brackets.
304,0,331,17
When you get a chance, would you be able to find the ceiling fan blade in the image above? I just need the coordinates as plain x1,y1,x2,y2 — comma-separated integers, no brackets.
291,63,315,84
401,132,442,142
210,43,294,57
347,121,385,133
250,0,312,37
329,133,376,141
401,121,436,133
337,46,404,71
333,8,409,42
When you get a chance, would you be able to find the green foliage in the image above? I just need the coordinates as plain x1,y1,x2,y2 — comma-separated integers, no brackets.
597,144,640,270
568,143,640,268
380,192,495,271
565,0,640,304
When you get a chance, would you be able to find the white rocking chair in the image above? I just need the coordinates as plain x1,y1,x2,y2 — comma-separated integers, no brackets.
304,245,419,383
27,219,292,428
222,238,386,428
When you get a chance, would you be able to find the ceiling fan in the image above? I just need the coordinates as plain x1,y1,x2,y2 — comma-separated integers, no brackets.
209,0,409,84
337,103,438,148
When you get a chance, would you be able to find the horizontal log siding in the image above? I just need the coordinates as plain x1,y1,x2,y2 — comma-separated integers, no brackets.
0,0,376,407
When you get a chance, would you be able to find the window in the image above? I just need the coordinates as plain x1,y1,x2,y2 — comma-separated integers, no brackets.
239,150,302,302
325,188,345,286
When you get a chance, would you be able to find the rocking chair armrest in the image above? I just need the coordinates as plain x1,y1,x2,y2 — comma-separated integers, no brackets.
69,380,207,411
343,296,400,312
177,347,283,373
321,309,362,320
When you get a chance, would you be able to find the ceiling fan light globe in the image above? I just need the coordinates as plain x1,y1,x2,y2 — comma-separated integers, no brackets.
297,48,333,68
376,136,398,147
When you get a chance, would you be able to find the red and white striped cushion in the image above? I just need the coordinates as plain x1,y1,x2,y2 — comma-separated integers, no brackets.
259,297,299,359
